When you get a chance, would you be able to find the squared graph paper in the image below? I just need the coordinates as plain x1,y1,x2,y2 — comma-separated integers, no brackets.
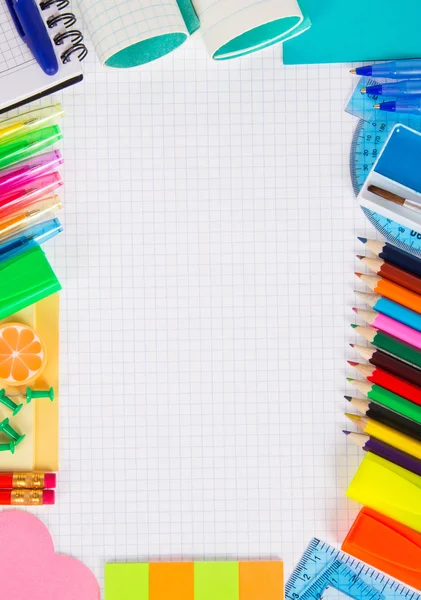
15,18,381,595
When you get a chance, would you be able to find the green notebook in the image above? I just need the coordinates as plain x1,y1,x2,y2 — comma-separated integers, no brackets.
0,247,61,320
283,0,421,65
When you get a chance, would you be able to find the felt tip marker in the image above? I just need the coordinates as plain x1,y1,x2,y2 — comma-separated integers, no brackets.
0,489,55,505
362,81,421,97
351,59,421,79
374,100,421,115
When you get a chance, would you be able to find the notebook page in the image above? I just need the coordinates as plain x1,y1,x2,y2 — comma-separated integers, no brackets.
76,0,188,67
0,2,83,113
193,0,310,59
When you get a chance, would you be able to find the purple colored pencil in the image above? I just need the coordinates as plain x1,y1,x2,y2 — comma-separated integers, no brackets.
344,430,421,476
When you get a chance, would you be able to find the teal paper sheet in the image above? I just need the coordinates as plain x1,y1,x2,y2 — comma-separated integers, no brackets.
283,0,421,65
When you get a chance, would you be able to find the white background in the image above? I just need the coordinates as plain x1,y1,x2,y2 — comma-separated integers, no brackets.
28,30,373,595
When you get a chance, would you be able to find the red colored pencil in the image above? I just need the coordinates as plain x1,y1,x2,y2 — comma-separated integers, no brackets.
0,489,54,505
0,472,56,489
357,255,421,296
348,361,421,406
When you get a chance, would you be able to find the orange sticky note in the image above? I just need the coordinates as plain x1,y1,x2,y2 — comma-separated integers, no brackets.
239,562,284,600
150,562,194,600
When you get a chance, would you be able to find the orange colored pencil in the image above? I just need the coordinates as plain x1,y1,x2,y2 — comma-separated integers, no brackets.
356,273,421,315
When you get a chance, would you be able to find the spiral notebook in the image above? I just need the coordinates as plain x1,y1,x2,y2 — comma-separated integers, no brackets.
0,0,87,114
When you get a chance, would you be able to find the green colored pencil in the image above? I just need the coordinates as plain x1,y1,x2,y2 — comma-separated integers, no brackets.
348,378,421,425
351,324,421,369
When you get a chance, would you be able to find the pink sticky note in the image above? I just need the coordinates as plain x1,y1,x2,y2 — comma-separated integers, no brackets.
0,510,99,599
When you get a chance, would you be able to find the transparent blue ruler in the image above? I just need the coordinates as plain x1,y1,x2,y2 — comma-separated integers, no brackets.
346,78,421,257
286,538,421,600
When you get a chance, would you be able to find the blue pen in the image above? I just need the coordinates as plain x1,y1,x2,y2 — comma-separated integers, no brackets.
352,59,421,79
5,0,58,76
356,291,421,333
0,219,62,263
362,81,421,97
374,99,421,114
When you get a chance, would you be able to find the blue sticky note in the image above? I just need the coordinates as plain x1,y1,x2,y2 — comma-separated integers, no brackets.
283,0,421,65
375,126,421,194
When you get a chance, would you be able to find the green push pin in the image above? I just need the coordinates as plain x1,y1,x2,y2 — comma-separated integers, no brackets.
26,387,54,403
0,440,15,454
0,389,23,416
0,418,25,446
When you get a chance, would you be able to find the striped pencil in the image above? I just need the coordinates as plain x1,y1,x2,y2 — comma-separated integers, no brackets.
353,307,421,349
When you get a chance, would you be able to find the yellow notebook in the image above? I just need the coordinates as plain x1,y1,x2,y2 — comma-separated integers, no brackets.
0,294,59,471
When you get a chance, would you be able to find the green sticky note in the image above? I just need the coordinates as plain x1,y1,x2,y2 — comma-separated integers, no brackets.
0,247,61,320
283,0,421,64
195,562,239,600
105,563,149,600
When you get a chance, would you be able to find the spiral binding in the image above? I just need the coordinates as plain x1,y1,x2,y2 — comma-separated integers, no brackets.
40,0,88,64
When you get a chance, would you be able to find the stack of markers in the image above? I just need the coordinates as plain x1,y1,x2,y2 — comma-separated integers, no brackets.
352,58,421,116
0,104,64,260
344,237,421,533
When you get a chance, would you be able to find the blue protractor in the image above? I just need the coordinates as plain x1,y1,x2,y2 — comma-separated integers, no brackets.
347,78,421,257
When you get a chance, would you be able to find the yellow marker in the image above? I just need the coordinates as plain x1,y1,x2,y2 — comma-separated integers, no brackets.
0,104,64,142
346,413,421,460
347,452,421,533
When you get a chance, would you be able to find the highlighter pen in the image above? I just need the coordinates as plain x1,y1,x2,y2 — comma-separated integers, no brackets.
374,100,421,115
0,150,63,194
0,104,63,143
362,81,421,97
352,59,421,79
0,196,62,242
0,172,63,219
0,218,62,263
0,125,62,171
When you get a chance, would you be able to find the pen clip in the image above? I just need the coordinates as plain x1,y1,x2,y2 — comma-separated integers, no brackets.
5,0,25,39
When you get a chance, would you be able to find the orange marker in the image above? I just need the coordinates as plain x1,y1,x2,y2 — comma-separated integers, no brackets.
356,273,421,315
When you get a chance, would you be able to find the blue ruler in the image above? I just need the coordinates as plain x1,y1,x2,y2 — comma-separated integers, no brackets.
286,538,421,600
346,78,421,257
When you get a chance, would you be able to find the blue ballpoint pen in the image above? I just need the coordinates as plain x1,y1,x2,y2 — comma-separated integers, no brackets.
374,99,421,114
362,81,421,97
352,59,421,79
5,0,58,76
0,218,62,263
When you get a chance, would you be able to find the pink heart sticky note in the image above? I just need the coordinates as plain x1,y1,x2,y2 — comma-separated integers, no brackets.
0,510,99,599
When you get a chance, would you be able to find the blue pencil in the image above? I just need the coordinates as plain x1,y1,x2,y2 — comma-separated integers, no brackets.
356,291,421,333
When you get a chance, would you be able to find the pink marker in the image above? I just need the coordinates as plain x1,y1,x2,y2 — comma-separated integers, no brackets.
0,150,63,196
354,307,421,350
0,171,63,219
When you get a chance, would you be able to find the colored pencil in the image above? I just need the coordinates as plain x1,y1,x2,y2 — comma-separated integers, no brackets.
351,324,421,369
351,345,421,386
0,489,54,505
355,291,421,333
353,307,421,349
346,397,421,439
346,413,421,457
348,378,421,425
0,472,56,489
348,361,421,405
344,430,421,476
357,237,421,279
356,273,421,315
357,255,421,296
